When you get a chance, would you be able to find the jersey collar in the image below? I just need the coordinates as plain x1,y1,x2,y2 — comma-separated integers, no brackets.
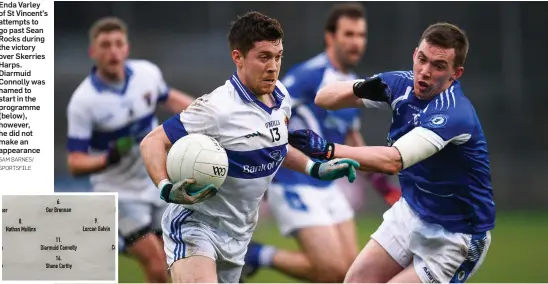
229,72,285,115
89,65,134,95
321,51,358,79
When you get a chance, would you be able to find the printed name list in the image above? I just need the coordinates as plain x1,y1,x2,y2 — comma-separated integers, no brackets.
2,194,117,281
0,1,47,172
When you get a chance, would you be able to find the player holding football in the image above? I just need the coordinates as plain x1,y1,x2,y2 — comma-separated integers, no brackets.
65,17,194,283
289,22,495,283
139,11,361,283
243,4,400,283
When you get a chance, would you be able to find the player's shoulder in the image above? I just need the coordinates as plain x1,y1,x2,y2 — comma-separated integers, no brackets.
423,81,478,126
68,76,98,110
282,53,329,88
275,80,293,108
275,80,290,99
126,58,163,77
427,81,473,112
374,70,414,85
372,70,414,99
188,81,235,115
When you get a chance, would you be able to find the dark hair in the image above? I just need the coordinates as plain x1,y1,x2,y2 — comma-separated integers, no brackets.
228,11,284,56
419,22,469,68
324,3,366,33
89,17,128,43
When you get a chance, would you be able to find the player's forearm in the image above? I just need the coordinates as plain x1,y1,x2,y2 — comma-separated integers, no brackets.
67,152,108,176
282,145,313,175
140,127,171,186
315,81,362,110
334,144,402,175
162,88,195,114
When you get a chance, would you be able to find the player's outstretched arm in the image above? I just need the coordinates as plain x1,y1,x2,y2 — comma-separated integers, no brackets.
282,145,360,183
161,88,195,114
334,144,402,174
289,128,443,175
315,81,363,110
316,77,389,110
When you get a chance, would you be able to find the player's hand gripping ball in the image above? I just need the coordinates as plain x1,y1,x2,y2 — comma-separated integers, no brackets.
164,134,229,204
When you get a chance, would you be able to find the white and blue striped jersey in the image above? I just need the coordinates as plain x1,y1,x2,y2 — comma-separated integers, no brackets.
274,52,361,188
162,73,292,240
66,59,169,202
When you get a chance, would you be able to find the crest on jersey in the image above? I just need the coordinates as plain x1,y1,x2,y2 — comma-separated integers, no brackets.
269,150,283,162
143,92,152,106
426,114,448,128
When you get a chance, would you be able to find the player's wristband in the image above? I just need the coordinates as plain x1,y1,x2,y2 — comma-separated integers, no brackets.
306,160,322,179
352,77,388,102
352,79,367,98
324,143,335,160
158,179,173,202
106,148,121,165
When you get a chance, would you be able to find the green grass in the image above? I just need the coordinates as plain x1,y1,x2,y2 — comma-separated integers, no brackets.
118,212,548,283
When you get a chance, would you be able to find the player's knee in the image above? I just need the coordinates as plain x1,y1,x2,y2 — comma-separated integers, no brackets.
344,270,362,283
149,262,169,281
142,255,168,282
312,262,348,283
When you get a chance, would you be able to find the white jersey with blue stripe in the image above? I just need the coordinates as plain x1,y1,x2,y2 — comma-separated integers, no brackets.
162,73,292,240
274,52,361,188
66,59,169,202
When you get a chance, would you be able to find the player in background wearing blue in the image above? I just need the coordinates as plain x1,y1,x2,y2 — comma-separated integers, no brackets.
139,11,361,284
242,4,400,283
65,17,194,283
290,22,495,283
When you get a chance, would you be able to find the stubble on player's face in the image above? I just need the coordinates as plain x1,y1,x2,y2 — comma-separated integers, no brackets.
332,17,367,68
412,40,457,98
90,31,129,80
242,40,283,95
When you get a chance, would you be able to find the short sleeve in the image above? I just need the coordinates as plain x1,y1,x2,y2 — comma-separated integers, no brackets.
162,96,220,144
66,99,92,152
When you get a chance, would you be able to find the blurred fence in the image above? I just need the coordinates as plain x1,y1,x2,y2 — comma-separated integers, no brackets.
54,1,548,211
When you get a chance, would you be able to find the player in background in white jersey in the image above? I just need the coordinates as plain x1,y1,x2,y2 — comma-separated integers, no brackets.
139,11,361,283
65,17,194,283
243,5,400,282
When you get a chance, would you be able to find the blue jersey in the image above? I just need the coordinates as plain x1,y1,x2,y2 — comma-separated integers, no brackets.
273,53,361,188
363,71,495,234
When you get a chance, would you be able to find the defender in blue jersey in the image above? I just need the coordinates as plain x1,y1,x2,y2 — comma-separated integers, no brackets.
243,4,400,283
290,23,495,283
66,17,194,283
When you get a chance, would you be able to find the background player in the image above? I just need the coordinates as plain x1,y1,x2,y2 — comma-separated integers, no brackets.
290,22,495,283
65,17,194,283
242,4,400,283
139,11,360,283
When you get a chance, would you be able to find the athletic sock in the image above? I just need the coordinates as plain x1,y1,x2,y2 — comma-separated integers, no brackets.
258,245,277,267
